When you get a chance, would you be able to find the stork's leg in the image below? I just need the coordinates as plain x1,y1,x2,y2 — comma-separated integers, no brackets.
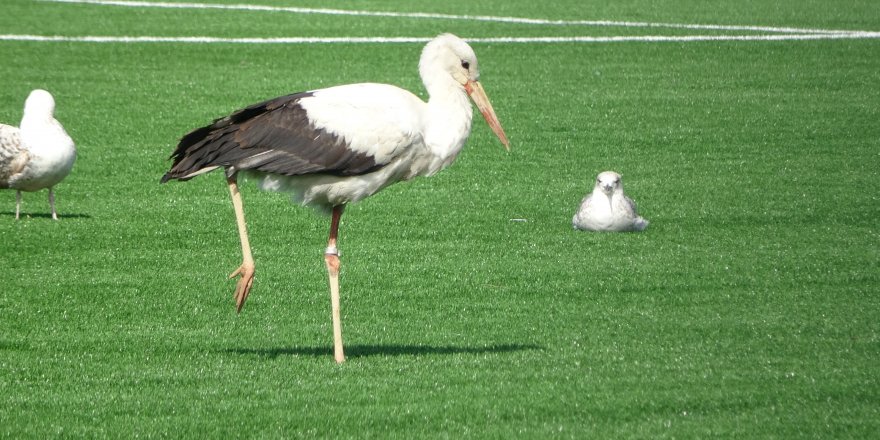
15,190,21,220
48,187,58,220
227,174,255,312
325,205,345,364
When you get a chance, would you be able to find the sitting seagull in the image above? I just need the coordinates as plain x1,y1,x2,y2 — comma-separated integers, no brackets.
0,89,76,220
573,171,648,232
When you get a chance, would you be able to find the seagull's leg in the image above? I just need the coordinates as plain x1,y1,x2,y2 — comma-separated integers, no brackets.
325,205,345,364
48,187,58,220
227,174,255,312
15,190,21,220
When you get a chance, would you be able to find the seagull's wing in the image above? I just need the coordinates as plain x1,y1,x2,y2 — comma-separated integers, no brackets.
622,195,639,215
622,195,649,231
0,124,28,187
572,193,595,227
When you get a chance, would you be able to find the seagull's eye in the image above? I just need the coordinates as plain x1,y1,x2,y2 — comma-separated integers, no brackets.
461,60,470,70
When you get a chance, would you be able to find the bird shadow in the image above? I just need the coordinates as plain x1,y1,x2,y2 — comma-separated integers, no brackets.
0,211,91,219
224,343,544,360
0,341,29,351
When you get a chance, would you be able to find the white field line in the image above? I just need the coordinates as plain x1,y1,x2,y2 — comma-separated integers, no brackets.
41,0,871,36
2,33,879,44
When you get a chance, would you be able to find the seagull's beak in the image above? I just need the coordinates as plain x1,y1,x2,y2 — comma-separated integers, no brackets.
466,80,510,151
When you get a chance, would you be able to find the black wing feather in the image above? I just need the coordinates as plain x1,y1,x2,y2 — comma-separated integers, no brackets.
161,92,381,183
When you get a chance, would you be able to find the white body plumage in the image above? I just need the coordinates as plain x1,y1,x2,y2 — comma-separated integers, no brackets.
252,34,483,211
573,171,648,232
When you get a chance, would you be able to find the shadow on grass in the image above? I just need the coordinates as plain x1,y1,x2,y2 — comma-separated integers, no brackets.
0,211,92,219
0,341,29,351
225,343,544,360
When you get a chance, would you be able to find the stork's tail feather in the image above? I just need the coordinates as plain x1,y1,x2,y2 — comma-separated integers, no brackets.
160,93,307,184
160,117,236,183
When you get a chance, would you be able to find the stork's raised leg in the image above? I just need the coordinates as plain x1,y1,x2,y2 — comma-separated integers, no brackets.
227,174,255,312
15,190,21,220
325,205,345,364
48,187,58,220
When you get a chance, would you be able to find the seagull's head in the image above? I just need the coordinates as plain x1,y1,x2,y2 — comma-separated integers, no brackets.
419,33,509,150
595,171,623,195
23,89,56,119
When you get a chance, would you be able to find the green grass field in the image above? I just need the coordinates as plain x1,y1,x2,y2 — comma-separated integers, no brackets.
1,0,878,437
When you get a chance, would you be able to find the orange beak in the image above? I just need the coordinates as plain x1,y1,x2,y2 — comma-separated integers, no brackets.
466,80,510,151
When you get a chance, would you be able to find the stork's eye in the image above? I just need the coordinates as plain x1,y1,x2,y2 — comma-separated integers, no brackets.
461,60,470,70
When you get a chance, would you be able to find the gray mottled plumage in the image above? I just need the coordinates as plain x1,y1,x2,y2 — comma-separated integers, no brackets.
0,124,28,187
573,171,648,232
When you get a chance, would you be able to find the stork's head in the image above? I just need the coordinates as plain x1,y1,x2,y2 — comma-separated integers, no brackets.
419,33,510,150
595,171,624,195
23,89,56,119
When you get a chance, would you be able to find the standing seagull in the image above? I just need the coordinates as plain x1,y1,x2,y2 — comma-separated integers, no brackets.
161,33,509,363
0,89,76,220
573,171,648,232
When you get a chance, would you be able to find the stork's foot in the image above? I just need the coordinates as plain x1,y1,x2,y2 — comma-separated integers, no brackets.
229,263,255,312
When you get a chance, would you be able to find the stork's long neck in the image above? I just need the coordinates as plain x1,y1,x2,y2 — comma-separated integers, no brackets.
421,75,474,171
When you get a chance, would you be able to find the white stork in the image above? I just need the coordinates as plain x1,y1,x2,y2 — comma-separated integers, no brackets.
161,33,509,363
1,89,76,220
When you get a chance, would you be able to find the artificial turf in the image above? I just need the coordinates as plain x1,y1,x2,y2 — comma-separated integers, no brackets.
1,0,878,437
